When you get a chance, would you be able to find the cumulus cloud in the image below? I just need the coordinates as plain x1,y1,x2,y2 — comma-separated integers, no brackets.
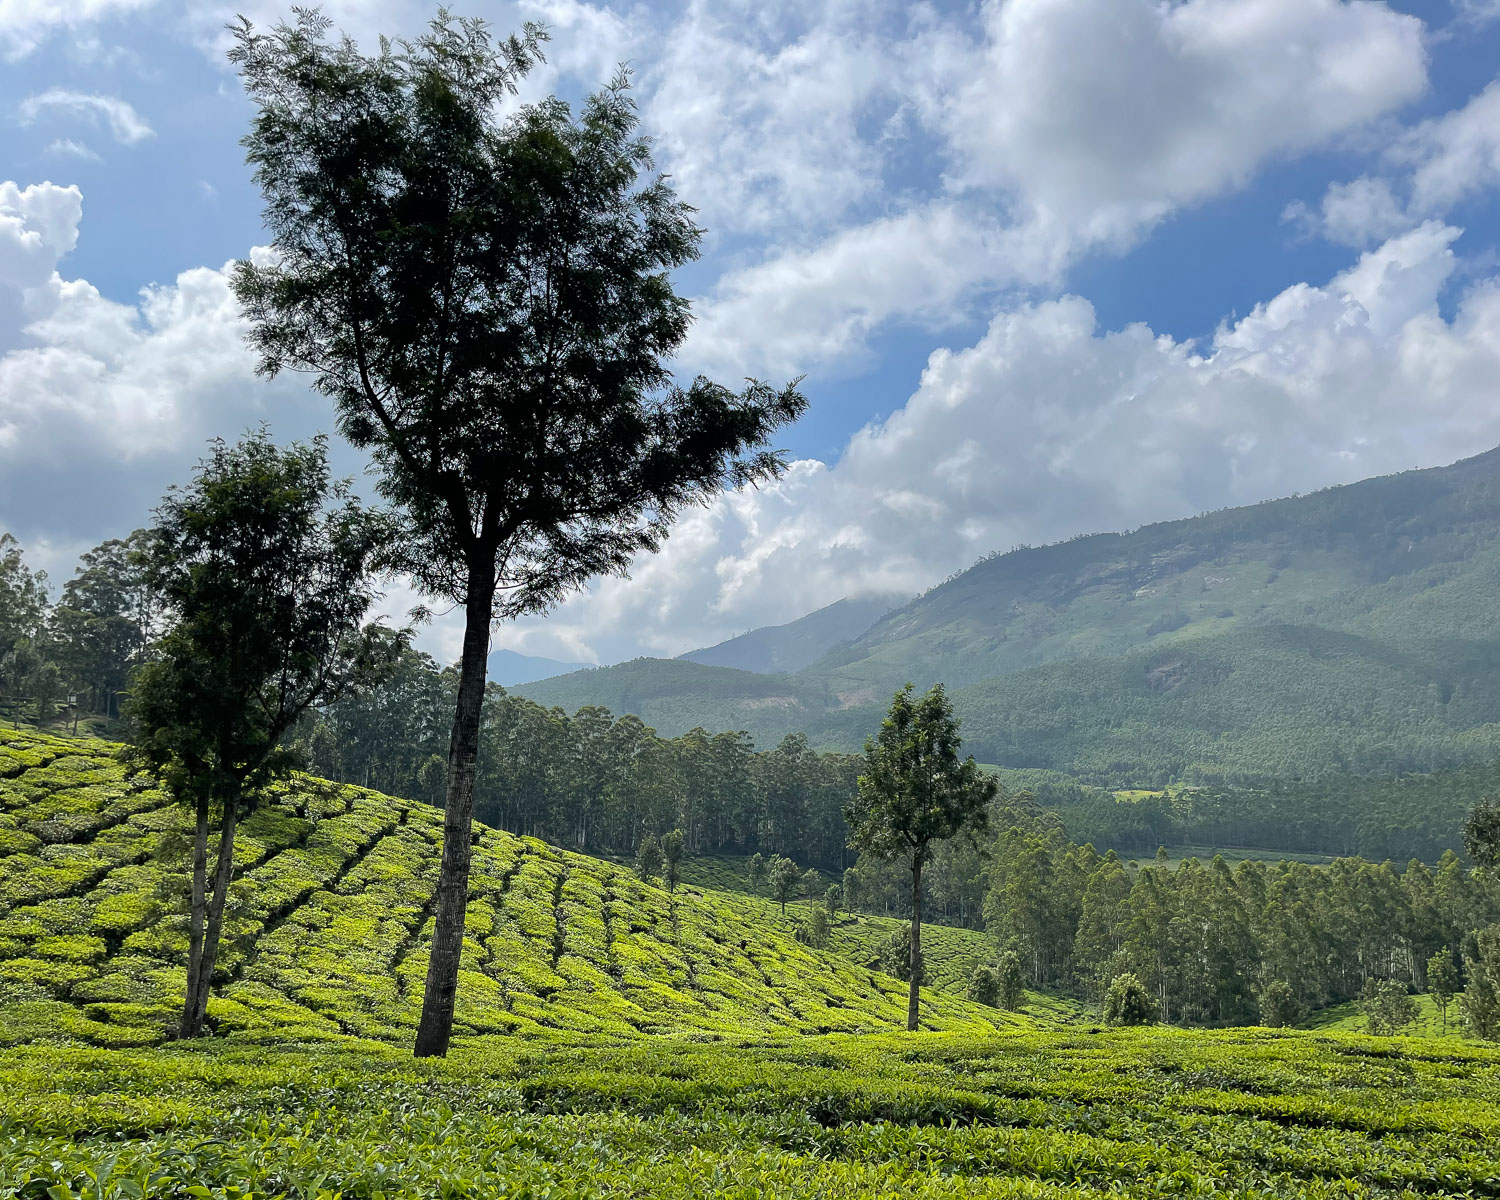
684,0,1430,377
0,180,320,543
511,222,1500,664
1296,78,1500,245
19,90,154,144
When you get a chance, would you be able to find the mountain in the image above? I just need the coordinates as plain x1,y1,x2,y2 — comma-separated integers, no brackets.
680,594,905,674
518,448,1500,785
0,727,999,1048
488,648,591,686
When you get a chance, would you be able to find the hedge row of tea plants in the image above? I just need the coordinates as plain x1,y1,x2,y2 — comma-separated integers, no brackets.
0,729,1004,1048
3,1025,1498,1197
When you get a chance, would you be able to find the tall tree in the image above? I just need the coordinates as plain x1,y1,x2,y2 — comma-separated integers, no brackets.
845,683,996,1031
0,533,48,719
127,432,397,1039
230,11,806,1058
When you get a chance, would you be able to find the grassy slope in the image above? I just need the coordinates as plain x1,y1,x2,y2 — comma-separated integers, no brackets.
0,729,1005,1049
5,1027,1500,1197
1305,992,1467,1039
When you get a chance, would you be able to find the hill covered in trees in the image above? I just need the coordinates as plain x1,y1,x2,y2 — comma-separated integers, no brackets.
520,448,1500,789
0,729,1000,1048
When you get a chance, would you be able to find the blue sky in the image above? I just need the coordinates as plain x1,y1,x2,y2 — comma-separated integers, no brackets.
3,0,1500,665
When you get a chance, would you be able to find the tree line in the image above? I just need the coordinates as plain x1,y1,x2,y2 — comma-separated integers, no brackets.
975,800,1500,1032
300,646,862,871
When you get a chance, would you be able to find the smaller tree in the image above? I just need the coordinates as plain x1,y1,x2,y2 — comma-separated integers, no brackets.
845,683,997,1031
801,867,822,901
806,904,831,949
1461,926,1499,1042
1258,980,1302,1029
769,854,801,915
1464,800,1500,867
128,431,397,1039
1428,947,1460,1036
636,834,664,883
1361,978,1418,1036
996,949,1025,1010
968,964,1000,1007
662,828,685,893
824,884,842,919
1103,972,1155,1026
876,923,924,984
747,852,767,895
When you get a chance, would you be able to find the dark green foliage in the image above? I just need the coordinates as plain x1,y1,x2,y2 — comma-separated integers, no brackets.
875,923,923,984
1258,980,1301,1029
0,534,49,723
805,904,831,950
967,963,1000,1007
1462,926,1500,1041
662,829,684,893
636,834,663,883
824,884,841,918
747,852,767,894
1361,978,1418,1036
1464,799,1500,867
228,9,806,1060
769,855,800,916
126,432,395,1037
1103,973,1154,1026
1428,947,1460,1035
996,949,1025,1011
846,683,996,1030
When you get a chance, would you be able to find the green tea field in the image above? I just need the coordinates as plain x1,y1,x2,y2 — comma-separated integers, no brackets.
5,1028,1500,1198
6,728,1500,1198
0,729,1001,1047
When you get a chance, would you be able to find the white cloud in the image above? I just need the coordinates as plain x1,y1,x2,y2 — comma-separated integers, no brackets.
0,0,156,57
927,0,1426,250
0,180,297,474
1399,79,1500,215
642,0,899,237
518,222,1500,664
685,0,1429,377
19,90,154,144
44,138,101,162
1297,78,1500,245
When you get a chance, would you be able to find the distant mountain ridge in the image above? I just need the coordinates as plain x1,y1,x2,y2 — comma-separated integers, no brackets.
518,448,1500,785
488,648,591,686
679,594,905,674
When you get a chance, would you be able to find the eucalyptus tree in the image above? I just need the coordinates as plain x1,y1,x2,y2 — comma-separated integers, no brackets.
229,11,806,1056
127,431,397,1038
845,683,996,1030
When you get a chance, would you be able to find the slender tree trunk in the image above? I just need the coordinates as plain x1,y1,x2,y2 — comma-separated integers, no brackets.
908,855,923,1032
414,581,493,1058
186,790,240,1036
178,791,210,1040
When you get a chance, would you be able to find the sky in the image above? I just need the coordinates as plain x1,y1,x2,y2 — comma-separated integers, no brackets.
3,0,1500,667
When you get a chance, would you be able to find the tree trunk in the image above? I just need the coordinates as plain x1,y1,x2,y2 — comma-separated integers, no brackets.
908,855,923,1032
186,790,240,1036
178,791,210,1040
414,582,493,1058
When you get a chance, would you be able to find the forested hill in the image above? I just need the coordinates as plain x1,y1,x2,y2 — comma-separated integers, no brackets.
679,594,904,674
520,447,1500,784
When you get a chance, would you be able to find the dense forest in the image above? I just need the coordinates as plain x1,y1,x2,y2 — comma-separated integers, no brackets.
852,796,1500,1029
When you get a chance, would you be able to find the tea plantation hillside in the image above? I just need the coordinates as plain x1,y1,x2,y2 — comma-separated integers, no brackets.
0,729,1004,1048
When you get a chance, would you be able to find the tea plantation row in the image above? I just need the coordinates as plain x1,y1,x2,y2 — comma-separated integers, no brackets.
0,729,1002,1047
4,1026,1500,1198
